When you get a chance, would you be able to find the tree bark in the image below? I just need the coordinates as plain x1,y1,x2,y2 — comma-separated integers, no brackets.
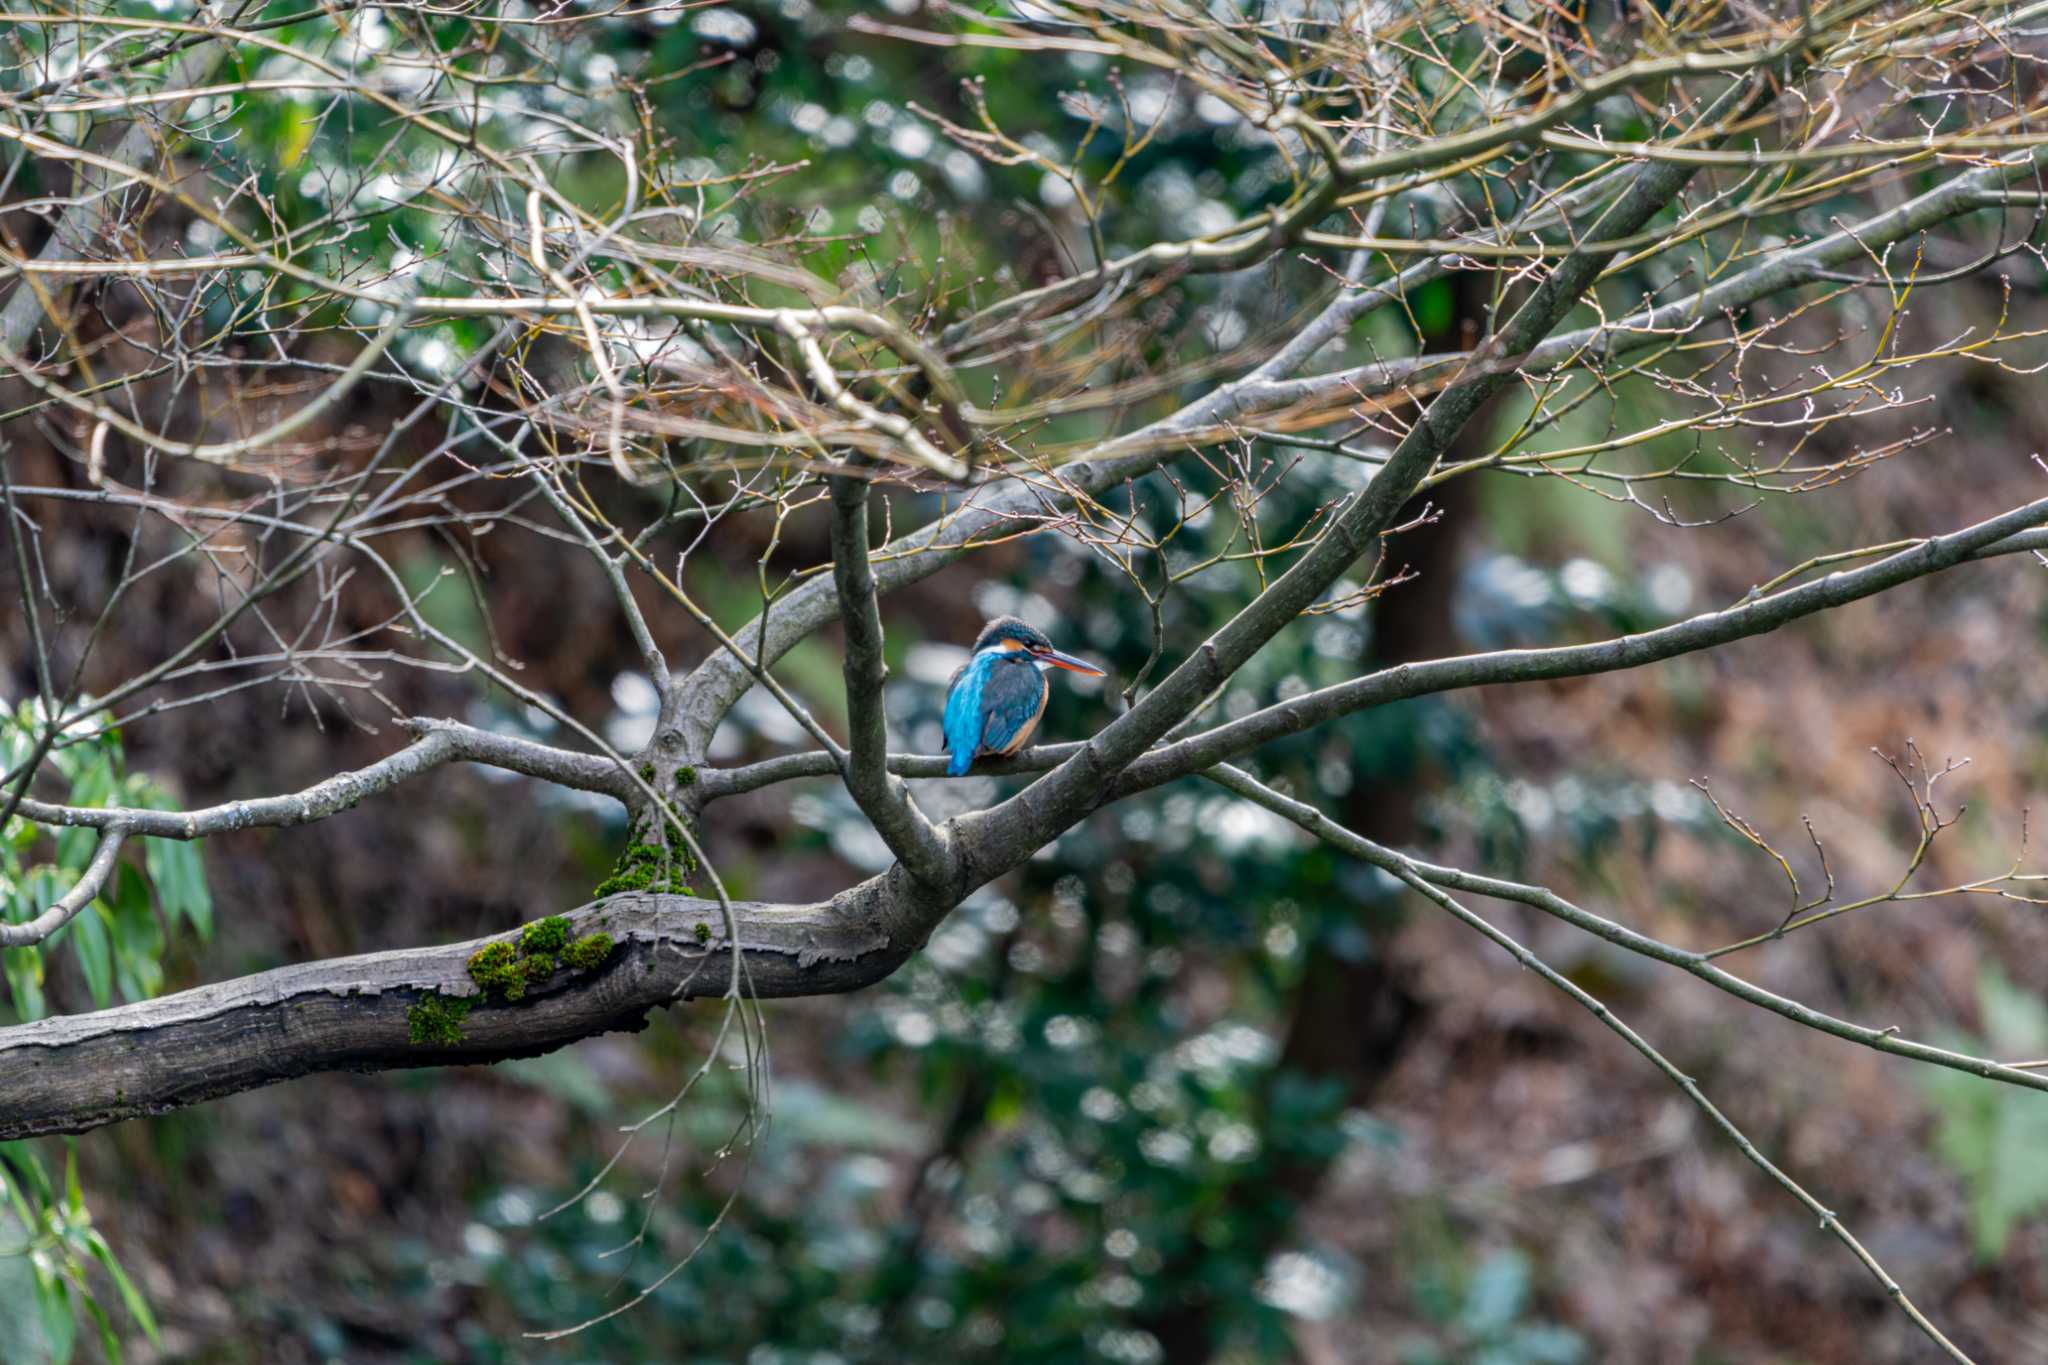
0,888,913,1139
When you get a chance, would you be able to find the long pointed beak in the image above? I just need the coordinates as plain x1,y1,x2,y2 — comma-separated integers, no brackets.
1034,647,1106,677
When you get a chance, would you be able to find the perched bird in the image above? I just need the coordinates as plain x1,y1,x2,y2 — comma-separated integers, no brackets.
943,616,1106,776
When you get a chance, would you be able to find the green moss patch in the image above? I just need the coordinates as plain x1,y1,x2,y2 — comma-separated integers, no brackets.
407,992,471,1046
519,915,571,957
467,917,616,1003
593,819,696,898
468,940,549,1002
562,932,615,971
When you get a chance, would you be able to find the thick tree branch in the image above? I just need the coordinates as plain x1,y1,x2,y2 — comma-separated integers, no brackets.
828,469,952,884
21,690,2045,1143
0,883,918,1139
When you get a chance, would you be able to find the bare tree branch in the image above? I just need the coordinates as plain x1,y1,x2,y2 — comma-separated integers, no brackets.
5,9,2048,1344
828,467,952,885
15,716,633,839
949,74,1764,886
1119,498,2048,793
670,110,2048,764
0,826,126,948
1205,762,1975,1363
0,37,230,351
1242,145,2048,418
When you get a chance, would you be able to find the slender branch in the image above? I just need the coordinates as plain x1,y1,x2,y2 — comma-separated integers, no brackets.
696,744,1079,799
949,75,1760,887
700,513,2048,835
0,306,414,467
1241,144,2048,417
1119,497,2048,793
933,12,1836,347
472,416,671,693
0,452,62,835
1199,766,2048,1099
827,468,952,884
0,826,127,948
667,93,2041,759
792,326,965,478
12,717,633,839
0,38,231,351
1206,763,1974,1364
1400,856,2048,1097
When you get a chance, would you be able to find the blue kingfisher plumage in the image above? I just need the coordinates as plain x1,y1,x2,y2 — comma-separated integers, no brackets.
942,616,1105,776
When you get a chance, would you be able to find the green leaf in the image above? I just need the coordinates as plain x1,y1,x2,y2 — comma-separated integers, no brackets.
141,831,211,940
53,762,113,872
79,1290,120,1364
1,863,50,1021
1,1142,53,1208
4,946,48,1022
1921,967,2048,1260
69,907,113,1012
4,813,35,853
85,1230,159,1347
0,1158,37,1233
0,1207,48,1363
36,1268,75,1365
0,706,27,772
108,866,163,1004
1462,1250,1531,1337
0,1143,155,1362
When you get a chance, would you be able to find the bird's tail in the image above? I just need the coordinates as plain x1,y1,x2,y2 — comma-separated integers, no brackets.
947,749,973,777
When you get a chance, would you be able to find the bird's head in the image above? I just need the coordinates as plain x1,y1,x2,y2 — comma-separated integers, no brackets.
972,616,1107,676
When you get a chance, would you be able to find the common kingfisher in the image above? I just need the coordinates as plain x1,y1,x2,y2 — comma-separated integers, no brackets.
943,616,1106,776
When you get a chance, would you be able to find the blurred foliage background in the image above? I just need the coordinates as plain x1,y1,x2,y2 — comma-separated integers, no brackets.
6,1,2048,1361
